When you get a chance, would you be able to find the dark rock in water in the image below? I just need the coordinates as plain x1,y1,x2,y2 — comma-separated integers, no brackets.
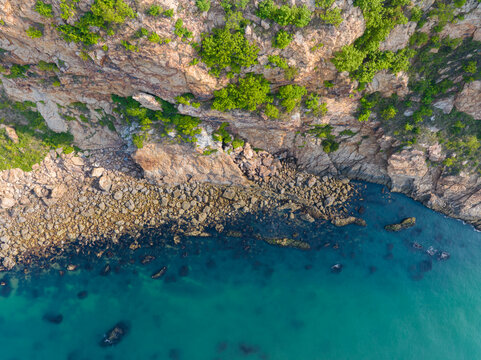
305,264,313,270
426,246,437,256
387,243,394,251
168,348,181,359
332,216,367,227
384,217,416,232
260,236,310,250
141,255,156,265
383,253,394,260
0,279,12,297
217,341,228,352
164,275,177,283
437,251,450,261
43,313,63,324
419,260,432,272
58,270,65,277
330,263,343,273
100,264,111,276
358,206,366,215
368,266,377,274
206,259,216,269
77,290,88,299
239,343,259,355
412,242,423,250
178,265,189,277
151,266,167,279
100,321,129,347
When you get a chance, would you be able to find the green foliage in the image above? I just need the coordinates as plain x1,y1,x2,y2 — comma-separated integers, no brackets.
174,19,193,40
381,105,397,120
212,73,272,112
232,136,244,149
121,40,139,52
5,64,30,78
196,0,211,12
147,5,163,16
273,30,293,49
175,93,201,108
266,55,297,80
306,124,339,153
410,6,423,23
60,0,79,20
305,93,327,116
429,2,455,33
34,1,53,18
199,26,259,77
257,0,312,28
464,60,477,74
316,0,343,28
37,60,58,72
409,31,429,47
357,95,377,121
132,133,145,148
278,84,307,113
56,12,104,46
213,122,233,143
332,0,411,83
112,95,201,144
454,0,466,7
26,26,43,38
91,0,135,24
163,9,174,17
220,0,250,13
264,103,279,119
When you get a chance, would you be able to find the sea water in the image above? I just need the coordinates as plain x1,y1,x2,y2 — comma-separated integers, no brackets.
0,183,480,360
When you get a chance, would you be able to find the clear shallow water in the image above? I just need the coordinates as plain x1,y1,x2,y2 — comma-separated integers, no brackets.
1,183,481,360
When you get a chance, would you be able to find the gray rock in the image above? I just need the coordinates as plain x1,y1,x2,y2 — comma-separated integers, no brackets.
222,188,236,200
91,167,105,178
0,197,16,209
113,191,123,201
98,175,112,192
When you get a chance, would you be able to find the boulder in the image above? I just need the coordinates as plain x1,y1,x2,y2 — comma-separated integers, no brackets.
98,175,112,192
384,217,416,232
100,322,129,347
0,197,16,209
332,216,367,227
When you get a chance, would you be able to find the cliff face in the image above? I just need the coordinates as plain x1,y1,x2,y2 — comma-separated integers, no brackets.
1,0,481,228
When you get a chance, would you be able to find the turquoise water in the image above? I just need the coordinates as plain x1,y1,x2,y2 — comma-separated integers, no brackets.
1,183,481,360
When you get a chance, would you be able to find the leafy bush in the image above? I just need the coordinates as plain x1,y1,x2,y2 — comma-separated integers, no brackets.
132,133,145,148
317,0,343,28
196,0,211,12
410,6,422,23
60,0,79,20
264,103,279,119
278,84,306,113
464,60,477,74
37,61,58,72
212,73,272,112
5,64,30,78
266,55,298,80
257,0,312,28
199,26,259,77
26,26,43,38
147,5,163,16
121,40,139,52
273,30,293,49
409,32,429,47
34,1,53,18
332,44,365,73
56,12,104,46
381,105,396,120
213,122,233,143
305,93,327,116
306,124,339,153
174,19,193,40
91,0,135,24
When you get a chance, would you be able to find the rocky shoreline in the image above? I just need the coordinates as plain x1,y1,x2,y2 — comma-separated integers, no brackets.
0,145,357,271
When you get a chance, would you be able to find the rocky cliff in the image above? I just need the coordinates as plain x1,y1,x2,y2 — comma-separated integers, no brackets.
1,0,481,229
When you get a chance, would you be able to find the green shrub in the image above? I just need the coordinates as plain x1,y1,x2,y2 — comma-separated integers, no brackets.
60,0,79,20
381,105,397,120
464,60,477,74
410,6,423,23
56,12,104,46
34,1,53,18
213,122,233,143
199,26,259,77
264,103,279,119
232,136,244,149
174,19,193,40
26,26,43,38
305,93,327,116
148,32,161,43
91,0,135,24
409,32,429,47
212,73,272,112
257,0,312,28
37,61,58,72
278,84,307,113
318,7,343,27
332,44,365,73
147,5,163,16
132,133,145,148
5,64,30,78
163,9,174,17
196,0,211,12
121,40,139,52
273,30,293,49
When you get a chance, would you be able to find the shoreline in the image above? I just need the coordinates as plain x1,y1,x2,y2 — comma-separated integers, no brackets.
0,147,357,271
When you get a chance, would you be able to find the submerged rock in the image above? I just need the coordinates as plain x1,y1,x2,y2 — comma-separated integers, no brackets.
151,266,167,279
140,255,156,265
43,313,63,324
384,217,416,232
100,321,129,347
260,237,310,250
331,264,343,273
77,291,88,299
332,216,367,227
